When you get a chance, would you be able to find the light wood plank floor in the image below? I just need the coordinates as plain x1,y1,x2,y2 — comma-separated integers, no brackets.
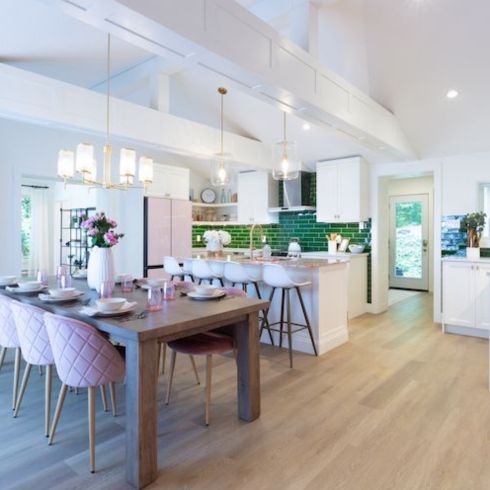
1,293,490,490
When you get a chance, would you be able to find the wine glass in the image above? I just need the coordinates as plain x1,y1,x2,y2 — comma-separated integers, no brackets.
99,281,113,299
147,287,162,311
121,274,133,293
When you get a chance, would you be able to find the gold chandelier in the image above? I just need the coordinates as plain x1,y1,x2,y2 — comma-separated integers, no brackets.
57,34,154,190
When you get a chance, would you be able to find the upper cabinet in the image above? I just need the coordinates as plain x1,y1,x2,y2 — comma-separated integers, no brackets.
145,164,190,201
316,156,369,223
237,171,278,224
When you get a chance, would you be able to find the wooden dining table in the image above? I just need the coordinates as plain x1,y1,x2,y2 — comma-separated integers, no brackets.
0,280,268,489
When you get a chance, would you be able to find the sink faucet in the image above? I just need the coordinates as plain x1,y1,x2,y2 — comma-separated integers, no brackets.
249,223,264,260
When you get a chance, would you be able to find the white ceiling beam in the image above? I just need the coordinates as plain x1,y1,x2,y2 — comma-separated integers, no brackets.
0,63,271,168
39,0,416,160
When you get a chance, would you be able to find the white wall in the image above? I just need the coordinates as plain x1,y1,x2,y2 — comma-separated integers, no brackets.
387,176,434,292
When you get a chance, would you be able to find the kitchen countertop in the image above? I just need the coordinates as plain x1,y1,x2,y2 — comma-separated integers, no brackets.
442,255,490,264
191,253,349,269
192,248,368,260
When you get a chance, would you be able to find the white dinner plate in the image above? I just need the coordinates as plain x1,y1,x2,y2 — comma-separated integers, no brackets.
39,291,84,303
187,290,226,301
80,301,137,317
7,285,47,294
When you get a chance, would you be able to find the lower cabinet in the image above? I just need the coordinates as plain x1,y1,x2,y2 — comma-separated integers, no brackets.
442,260,490,332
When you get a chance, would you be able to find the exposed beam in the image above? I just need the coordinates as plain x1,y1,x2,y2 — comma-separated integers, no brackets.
0,63,271,168
39,0,416,160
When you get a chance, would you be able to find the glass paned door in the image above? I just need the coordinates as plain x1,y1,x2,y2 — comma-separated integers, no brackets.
389,194,429,291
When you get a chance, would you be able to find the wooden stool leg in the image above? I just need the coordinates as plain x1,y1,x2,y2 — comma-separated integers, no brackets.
14,363,32,417
49,383,68,445
0,346,6,371
100,385,108,412
296,287,318,356
109,382,117,417
88,386,96,473
12,348,21,411
286,289,293,368
279,288,286,348
45,365,52,437
165,350,177,405
189,355,201,385
205,354,213,426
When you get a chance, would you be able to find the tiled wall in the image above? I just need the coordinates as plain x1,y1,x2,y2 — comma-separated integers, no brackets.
441,215,490,257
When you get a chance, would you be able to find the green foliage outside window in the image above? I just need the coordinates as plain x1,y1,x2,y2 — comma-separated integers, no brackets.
21,195,32,258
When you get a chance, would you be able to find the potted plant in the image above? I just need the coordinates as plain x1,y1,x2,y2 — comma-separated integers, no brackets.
203,229,231,256
81,212,124,291
460,212,486,259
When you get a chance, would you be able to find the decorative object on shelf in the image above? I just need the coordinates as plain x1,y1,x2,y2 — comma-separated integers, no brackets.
272,112,300,181
210,87,232,186
461,212,487,259
56,34,154,191
82,213,124,291
203,230,231,255
201,188,217,204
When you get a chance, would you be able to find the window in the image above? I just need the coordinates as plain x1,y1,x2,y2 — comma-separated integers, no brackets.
21,193,32,273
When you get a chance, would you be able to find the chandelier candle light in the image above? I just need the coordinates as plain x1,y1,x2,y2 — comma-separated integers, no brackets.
56,34,154,191
210,87,232,186
272,112,300,181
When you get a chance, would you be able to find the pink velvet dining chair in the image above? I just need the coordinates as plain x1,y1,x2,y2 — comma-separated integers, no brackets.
44,312,125,473
0,296,22,411
165,287,246,426
10,301,55,437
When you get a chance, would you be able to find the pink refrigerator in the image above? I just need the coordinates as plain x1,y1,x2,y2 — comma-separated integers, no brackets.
143,197,192,278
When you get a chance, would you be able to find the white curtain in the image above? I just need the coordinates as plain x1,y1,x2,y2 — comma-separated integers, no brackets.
25,187,50,274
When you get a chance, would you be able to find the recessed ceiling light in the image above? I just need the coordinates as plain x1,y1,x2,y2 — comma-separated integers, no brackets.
446,89,459,99
302,122,311,131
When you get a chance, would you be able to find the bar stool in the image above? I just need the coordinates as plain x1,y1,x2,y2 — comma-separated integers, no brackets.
0,296,22,411
192,259,224,286
165,287,245,425
224,262,274,345
44,313,125,473
163,256,193,282
10,301,55,437
261,264,318,368
182,258,195,282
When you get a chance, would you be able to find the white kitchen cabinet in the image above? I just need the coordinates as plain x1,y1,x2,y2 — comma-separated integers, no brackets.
145,164,189,200
237,171,278,224
442,260,490,332
316,156,369,223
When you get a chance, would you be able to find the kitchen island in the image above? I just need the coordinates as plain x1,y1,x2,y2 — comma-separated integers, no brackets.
191,253,350,356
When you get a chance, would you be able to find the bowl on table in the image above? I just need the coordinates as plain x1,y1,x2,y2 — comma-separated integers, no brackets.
147,278,165,288
96,297,126,313
48,288,77,299
193,285,218,296
0,276,16,286
17,281,43,291
348,244,365,254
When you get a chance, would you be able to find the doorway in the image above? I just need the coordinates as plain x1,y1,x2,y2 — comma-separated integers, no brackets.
389,193,429,291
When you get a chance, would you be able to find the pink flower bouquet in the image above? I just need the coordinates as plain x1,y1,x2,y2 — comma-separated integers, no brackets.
81,212,124,248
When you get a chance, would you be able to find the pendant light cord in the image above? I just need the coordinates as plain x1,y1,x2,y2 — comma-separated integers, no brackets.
283,112,288,159
220,90,224,155
106,33,111,144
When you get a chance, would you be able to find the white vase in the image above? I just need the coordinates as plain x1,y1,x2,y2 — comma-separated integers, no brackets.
87,246,115,291
206,240,223,252
466,247,480,259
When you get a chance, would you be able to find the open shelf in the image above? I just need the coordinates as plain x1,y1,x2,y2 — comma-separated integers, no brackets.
192,202,238,208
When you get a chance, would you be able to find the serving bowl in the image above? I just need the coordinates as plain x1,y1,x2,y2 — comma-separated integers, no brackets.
349,244,365,254
17,281,42,291
96,297,126,313
49,288,76,299
0,276,16,286
147,278,165,288
193,285,218,296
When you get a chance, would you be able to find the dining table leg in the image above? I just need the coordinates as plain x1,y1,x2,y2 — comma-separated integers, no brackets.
125,337,159,489
234,312,261,422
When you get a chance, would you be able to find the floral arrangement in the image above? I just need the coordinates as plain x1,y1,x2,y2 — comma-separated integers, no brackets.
461,212,487,248
81,212,124,248
203,229,232,246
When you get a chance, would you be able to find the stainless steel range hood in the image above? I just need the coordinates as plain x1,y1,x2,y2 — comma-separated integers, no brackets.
268,171,316,212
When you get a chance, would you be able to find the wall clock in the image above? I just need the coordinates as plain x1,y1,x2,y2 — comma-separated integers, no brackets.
201,188,216,204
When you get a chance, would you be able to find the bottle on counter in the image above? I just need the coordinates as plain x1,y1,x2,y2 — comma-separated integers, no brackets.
262,241,272,259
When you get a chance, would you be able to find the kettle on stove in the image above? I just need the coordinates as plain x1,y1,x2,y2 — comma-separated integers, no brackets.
287,238,302,258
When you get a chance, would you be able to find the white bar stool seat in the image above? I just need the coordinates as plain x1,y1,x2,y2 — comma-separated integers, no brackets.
192,259,224,287
261,264,317,367
163,256,193,282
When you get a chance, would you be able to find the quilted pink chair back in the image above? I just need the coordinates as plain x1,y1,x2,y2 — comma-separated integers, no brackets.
0,296,20,348
44,313,125,388
10,301,53,366
224,287,247,298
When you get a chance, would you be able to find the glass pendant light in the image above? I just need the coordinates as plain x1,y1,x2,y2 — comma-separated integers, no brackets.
210,87,232,187
272,112,300,181
57,150,75,181
139,156,154,186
